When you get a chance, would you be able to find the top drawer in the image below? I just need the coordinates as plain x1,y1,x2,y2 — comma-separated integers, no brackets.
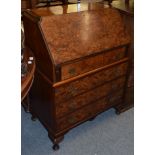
61,46,126,80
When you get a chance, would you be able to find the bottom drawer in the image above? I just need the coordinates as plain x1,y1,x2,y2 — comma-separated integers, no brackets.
56,89,124,131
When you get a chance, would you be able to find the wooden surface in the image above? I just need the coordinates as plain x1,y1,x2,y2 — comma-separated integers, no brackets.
55,60,128,104
21,48,36,101
29,3,130,66
23,3,131,150
40,9,130,66
55,76,126,119
23,3,131,82
61,47,126,80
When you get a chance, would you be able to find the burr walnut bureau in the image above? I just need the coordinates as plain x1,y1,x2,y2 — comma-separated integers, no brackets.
22,3,131,150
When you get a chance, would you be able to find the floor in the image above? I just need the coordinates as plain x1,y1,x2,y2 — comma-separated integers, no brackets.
21,107,134,155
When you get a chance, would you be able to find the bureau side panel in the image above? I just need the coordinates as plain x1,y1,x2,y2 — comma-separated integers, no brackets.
29,70,56,133
119,12,134,110
22,12,55,82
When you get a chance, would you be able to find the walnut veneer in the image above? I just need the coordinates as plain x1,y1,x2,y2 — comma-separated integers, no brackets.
22,3,131,150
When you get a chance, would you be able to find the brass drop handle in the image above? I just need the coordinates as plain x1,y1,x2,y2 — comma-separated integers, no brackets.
114,69,121,76
116,52,123,60
99,96,108,105
68,101,77,110
68,117,77,124
68,68,76,75
111,84,116,91
88,111,93,116
68,86,78,96
106,94,112,103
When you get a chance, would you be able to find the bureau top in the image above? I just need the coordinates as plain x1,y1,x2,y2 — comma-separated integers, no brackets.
24,3,131,66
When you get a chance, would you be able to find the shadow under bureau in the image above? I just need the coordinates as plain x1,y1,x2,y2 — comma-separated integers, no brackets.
22,3,131,150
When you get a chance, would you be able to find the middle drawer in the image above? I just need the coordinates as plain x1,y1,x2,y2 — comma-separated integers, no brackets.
55,76,126,118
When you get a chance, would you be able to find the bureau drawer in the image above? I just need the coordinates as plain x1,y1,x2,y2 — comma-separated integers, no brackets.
55,77,126,118
55,62,128,103
61,47,126,80
56,89,124,131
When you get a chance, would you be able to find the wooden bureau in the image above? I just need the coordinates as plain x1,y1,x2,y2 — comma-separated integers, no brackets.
22,3,131,150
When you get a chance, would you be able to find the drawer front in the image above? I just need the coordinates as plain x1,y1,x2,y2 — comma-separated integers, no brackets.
55,62,128,104
61,47,126,80
56,89,124,131
55,77,126,118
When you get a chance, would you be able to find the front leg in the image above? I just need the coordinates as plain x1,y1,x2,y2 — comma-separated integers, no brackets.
48,133,64,151
53,144,60,151
114,103,133,115
31,113,37,121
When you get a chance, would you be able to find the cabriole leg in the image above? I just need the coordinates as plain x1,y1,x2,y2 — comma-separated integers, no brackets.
53,144,59,150
48,133,64,151
31,114,37,121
